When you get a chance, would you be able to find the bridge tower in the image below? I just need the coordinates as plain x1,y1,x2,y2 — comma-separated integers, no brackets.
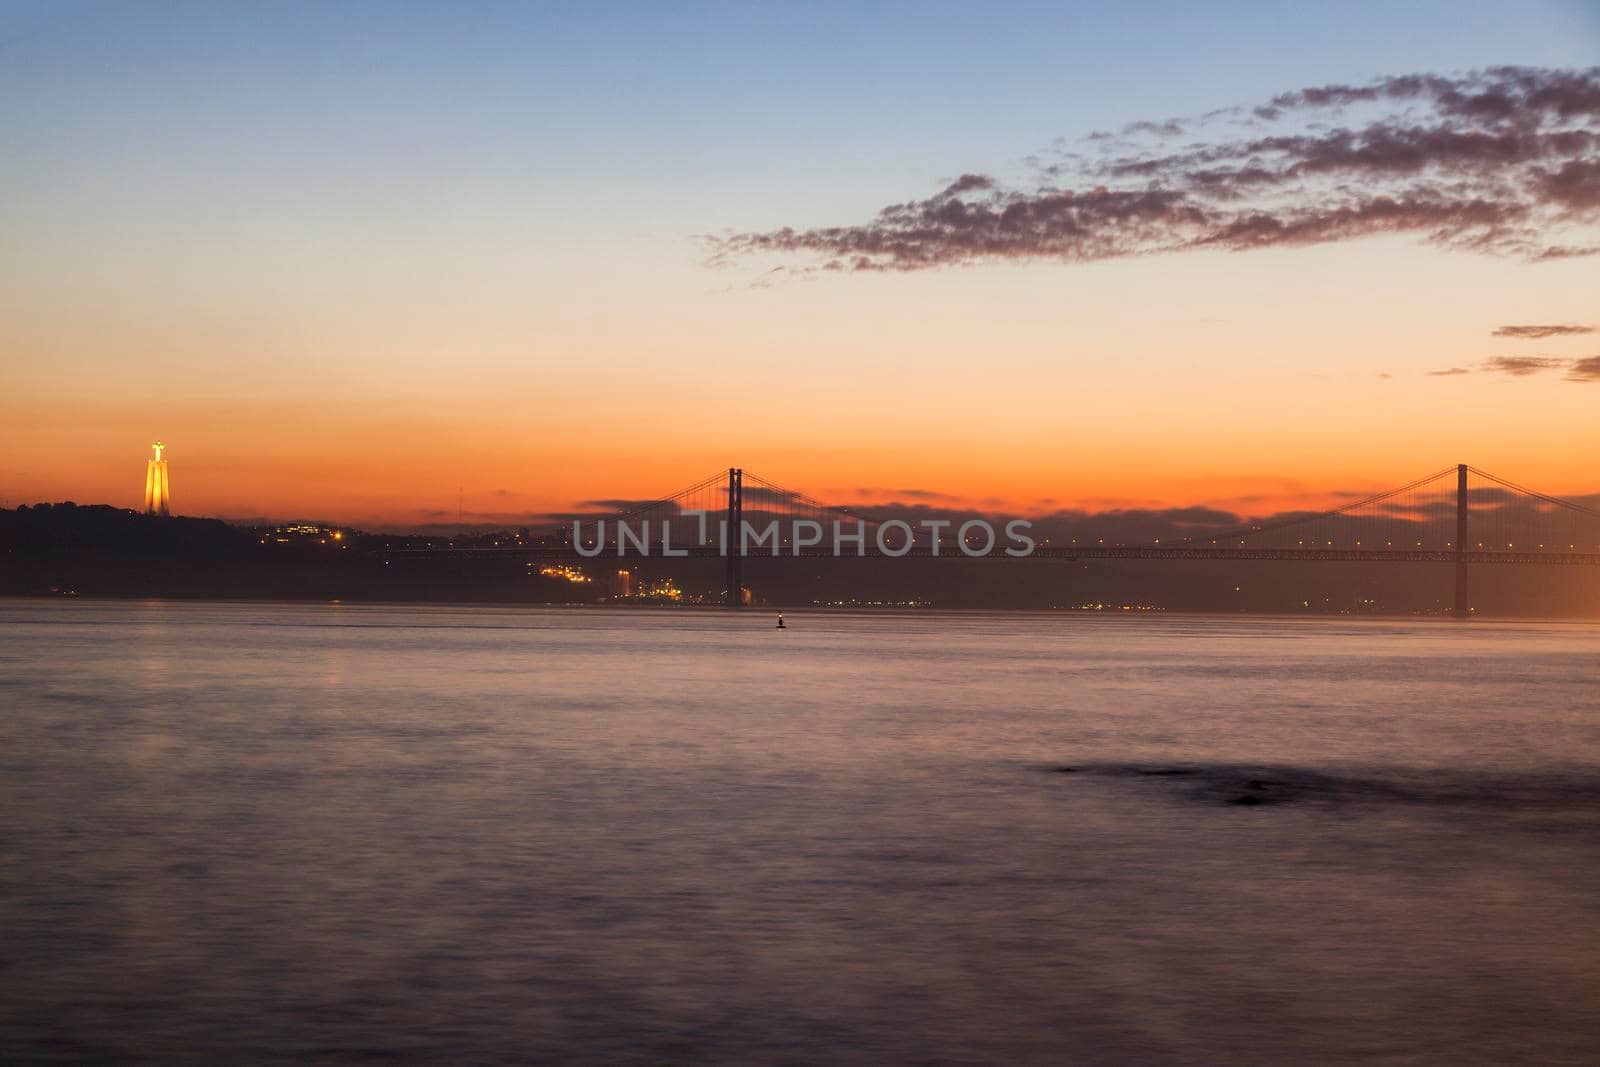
1453,463,1469,619
725,467,743,608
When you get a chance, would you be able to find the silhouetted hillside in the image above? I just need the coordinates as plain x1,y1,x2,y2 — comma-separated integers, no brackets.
1,503,250,557
2,503,1596,615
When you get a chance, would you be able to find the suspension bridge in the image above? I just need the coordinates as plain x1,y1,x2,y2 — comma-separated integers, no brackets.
416,464,1600,616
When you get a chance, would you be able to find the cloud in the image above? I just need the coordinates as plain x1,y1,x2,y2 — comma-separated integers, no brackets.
578,498,668,511
711,67,1600,274
740,486,805,508
1567,355,1600,381
1429,354,1600,380
1481,355,1569,376
1491,323,1595,338
852,486,964,503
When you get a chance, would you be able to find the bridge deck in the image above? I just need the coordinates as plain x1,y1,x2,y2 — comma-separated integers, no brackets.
390,545,1600,566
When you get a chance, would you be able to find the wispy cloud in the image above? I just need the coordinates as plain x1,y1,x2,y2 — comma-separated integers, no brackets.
711,67,1600,274
579,498,665,511
851,487,964,503
1492,323,1595,338
1425,354,1600,380
1567,355,1600,381
1482,355,1571,376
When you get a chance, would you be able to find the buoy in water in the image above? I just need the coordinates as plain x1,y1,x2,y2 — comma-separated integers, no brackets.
776,613,787,629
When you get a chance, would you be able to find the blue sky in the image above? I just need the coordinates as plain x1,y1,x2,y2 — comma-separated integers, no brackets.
6,1,1597,219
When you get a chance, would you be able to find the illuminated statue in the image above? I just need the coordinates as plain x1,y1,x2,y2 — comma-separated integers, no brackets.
143,441,171,516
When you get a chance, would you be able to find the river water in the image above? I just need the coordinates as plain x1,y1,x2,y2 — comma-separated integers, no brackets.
2,601,1598,1064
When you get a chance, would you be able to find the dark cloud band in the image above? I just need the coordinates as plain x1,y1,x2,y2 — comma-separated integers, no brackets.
712,67,1600,274
1492,323,1595,338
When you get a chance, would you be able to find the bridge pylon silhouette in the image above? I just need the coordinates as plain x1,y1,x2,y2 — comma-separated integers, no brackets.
725,468,742,608
1454,463,1469,619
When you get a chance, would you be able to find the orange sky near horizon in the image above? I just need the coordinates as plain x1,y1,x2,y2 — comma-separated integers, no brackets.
3,7,1598,528
6,234,1598,528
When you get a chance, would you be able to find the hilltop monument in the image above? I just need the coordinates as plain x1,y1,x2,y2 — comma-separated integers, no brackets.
143,441,171,516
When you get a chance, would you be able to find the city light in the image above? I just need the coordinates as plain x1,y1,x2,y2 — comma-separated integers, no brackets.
537,564,592,584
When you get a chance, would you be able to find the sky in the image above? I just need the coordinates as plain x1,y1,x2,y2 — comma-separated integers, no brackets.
2,1,1598,527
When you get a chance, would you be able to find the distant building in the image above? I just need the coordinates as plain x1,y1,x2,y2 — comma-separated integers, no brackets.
143,441,171,516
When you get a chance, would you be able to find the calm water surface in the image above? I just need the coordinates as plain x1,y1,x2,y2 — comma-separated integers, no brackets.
2,601,1599,1064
